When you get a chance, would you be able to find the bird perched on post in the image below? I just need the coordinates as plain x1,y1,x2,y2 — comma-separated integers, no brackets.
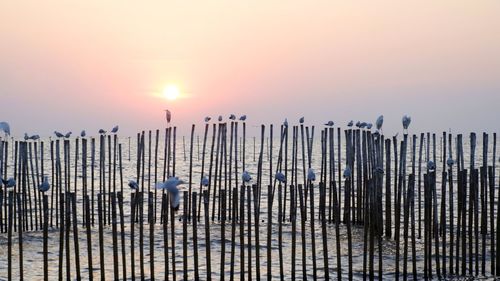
242,171,252,183
239,115,247,121
1,177,15,189
447,157,455,168
201,175,209,187
204,117,211,123
218,116,223,122
324,121,334,127
0,122,11,137
359,122,368,129
355,121,361,128
343,166,352,179
275,172,286,184
283,119,288,128
54,131,64,138
307,168,316,182
38,176,50,192
347,120,354,127
229,114,236,120
128,180,139,191
427,160,436,172
376,115,384,131
156,176,185,211
80,130,86,138
64,132,72,138
111,125,119,134
99,129,106,135
367,123,373,130
299,117,305,124
402,115,412,133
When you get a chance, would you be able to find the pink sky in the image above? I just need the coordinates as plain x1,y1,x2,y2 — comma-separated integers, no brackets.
1,1,499,136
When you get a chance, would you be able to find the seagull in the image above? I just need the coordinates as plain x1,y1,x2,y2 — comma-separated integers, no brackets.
156,176,185,211
204,117,211,122
0,122,11,136
343,166,352,179
29,134,40,140
275,172,286,184
99,129,106,135
427,160,436,171
1,177,15,188
307,168,316,181
366,123,373,130
299,117,304,124
283,118,288,128
64,132,72,138
447,157,455,168
81,130,86,137
376,115,384,131
229,114,236,120
201,176,209,187
24,133,29,141
128,180,139,190
359,122,368,129
324,121,334,126
54,131,64,138
38,176,50,192
347,120,354,127
402,115,412,132
218,115,223,122
239,115,247,121
355,121,361,128
242,171,252,183
111,125,119,134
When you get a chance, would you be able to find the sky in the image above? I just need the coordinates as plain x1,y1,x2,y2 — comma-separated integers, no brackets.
1,1,499,137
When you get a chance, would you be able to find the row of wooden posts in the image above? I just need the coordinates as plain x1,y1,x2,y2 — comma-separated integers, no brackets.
0,123,499,280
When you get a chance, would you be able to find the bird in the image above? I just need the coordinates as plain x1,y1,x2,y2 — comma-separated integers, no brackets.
239,115,247,121
374,166,384,175
242,171,252,183
64,132,72,138
343,166,352,179
201,176,209,187
355,121,361,128
38,176,50,192
307,168,316,181
204,117,211,122
80,130,86,137
347,120,354,127
373,130,381,137
29,134,40,140
447,157,455,168
324,121,334,126
24,133,29,141
218,115,223,122
111,125,119,133
0,122,11,136
1,177,15,188
275,172,286,184
427,160,436,171
156,176,185,211
165,110,172,124
99,129,106,135
402,115,412,132
283,118,289,128
359,122,368,129
299,117,305,124
128,180,139,190
54,131,64,138
229,114,236,120
376,115,384,131
366,123,373,130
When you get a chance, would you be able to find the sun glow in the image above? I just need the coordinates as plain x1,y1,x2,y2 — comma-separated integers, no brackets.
163,85,180,100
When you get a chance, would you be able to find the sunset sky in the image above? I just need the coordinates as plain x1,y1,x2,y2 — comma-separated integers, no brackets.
1,1,499,136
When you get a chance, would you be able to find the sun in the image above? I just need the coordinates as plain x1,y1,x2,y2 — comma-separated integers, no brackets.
163,85,180,100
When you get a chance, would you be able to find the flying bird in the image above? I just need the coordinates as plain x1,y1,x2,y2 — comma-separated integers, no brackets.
54,131,64,138
0,122,11,136
80,130,86,137
299,117,304,124
275,172,286,184
38,176,50,192
204,117,211,122
376,115,384,131
201,176,209,187
111,125,119,133
242,171,252,183
324,121,334,126
156,176,185,211
307,168,316,181
343,166,352,179
347,120,354,127
229,114,236,120
239,115,247,121
128,180,139,190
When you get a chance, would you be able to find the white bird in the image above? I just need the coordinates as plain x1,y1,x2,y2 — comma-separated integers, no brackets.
156,177,185,211
343,166,352,179
111,125,119,133
299,117,305,124
1,177,15,188
54,131,64,138
201,176,209,187
347,120,354,127
402,115,412,132
229,114,236,120
376,115,384,131
204,117,211,122
0,122,11,136
38,176,50,192
283,118,288,128
447,157,455,168
242,171,252,183
427,160,436,171
307,168,316,181
275,172,286,184
81,130,86,137
218,115,223,122
64,132,72,138
99,129,106,135
128,180,139,190
239,115,247,121
367,123,373,130
324,121,334,126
